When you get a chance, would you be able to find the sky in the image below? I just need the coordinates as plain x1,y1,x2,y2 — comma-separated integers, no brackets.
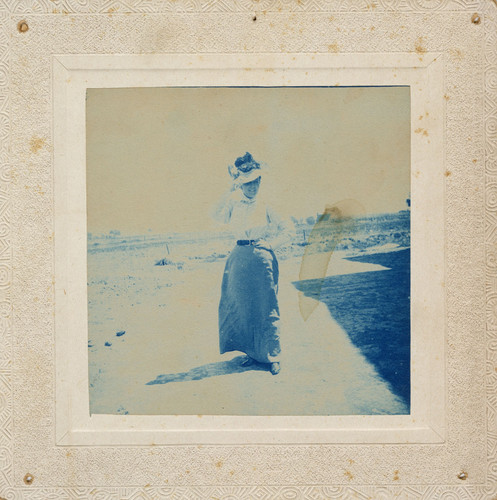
86,86,410,235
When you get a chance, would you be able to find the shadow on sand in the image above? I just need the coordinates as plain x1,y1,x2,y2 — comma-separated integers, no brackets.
146,355,269,385
293,249,410,408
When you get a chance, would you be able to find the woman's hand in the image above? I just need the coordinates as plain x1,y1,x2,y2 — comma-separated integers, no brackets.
256,238,271,249
230,179,242,192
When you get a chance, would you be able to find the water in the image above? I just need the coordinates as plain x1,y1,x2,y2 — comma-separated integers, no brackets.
293,249,410,408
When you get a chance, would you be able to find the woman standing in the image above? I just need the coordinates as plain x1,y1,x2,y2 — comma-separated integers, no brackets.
212,153,287,375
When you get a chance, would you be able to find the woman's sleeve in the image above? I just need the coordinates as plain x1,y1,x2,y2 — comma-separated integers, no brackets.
266,206,293,248
211,190,234,225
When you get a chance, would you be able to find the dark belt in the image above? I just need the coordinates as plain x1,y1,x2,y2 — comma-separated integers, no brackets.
237,239,257,246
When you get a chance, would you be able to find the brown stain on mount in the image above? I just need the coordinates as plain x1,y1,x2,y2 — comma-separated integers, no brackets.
414,127,429,137
393,469,400,481
328,42,339,53
414,37,427,58
449,48,464,61
29,136,46,154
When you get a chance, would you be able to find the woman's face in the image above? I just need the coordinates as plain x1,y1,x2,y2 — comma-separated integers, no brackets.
241,176,261,199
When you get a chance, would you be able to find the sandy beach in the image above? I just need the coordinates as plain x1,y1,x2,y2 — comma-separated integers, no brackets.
88,242,409,416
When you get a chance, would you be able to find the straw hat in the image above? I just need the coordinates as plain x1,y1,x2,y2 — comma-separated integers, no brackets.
228,152,264,185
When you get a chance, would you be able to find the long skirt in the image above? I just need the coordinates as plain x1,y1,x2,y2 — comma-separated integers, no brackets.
219,244,281,363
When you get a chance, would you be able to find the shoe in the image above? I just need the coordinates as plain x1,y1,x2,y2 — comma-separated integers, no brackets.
241,356,254,367
270,362,280,375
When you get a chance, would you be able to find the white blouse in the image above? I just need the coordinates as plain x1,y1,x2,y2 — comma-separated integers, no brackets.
212,190,287,245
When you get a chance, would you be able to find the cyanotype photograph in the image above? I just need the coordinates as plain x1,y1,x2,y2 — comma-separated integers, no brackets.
86,86,410,416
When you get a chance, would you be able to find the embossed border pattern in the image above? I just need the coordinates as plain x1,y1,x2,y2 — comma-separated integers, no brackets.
0,0,496,498
0,2,11,499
